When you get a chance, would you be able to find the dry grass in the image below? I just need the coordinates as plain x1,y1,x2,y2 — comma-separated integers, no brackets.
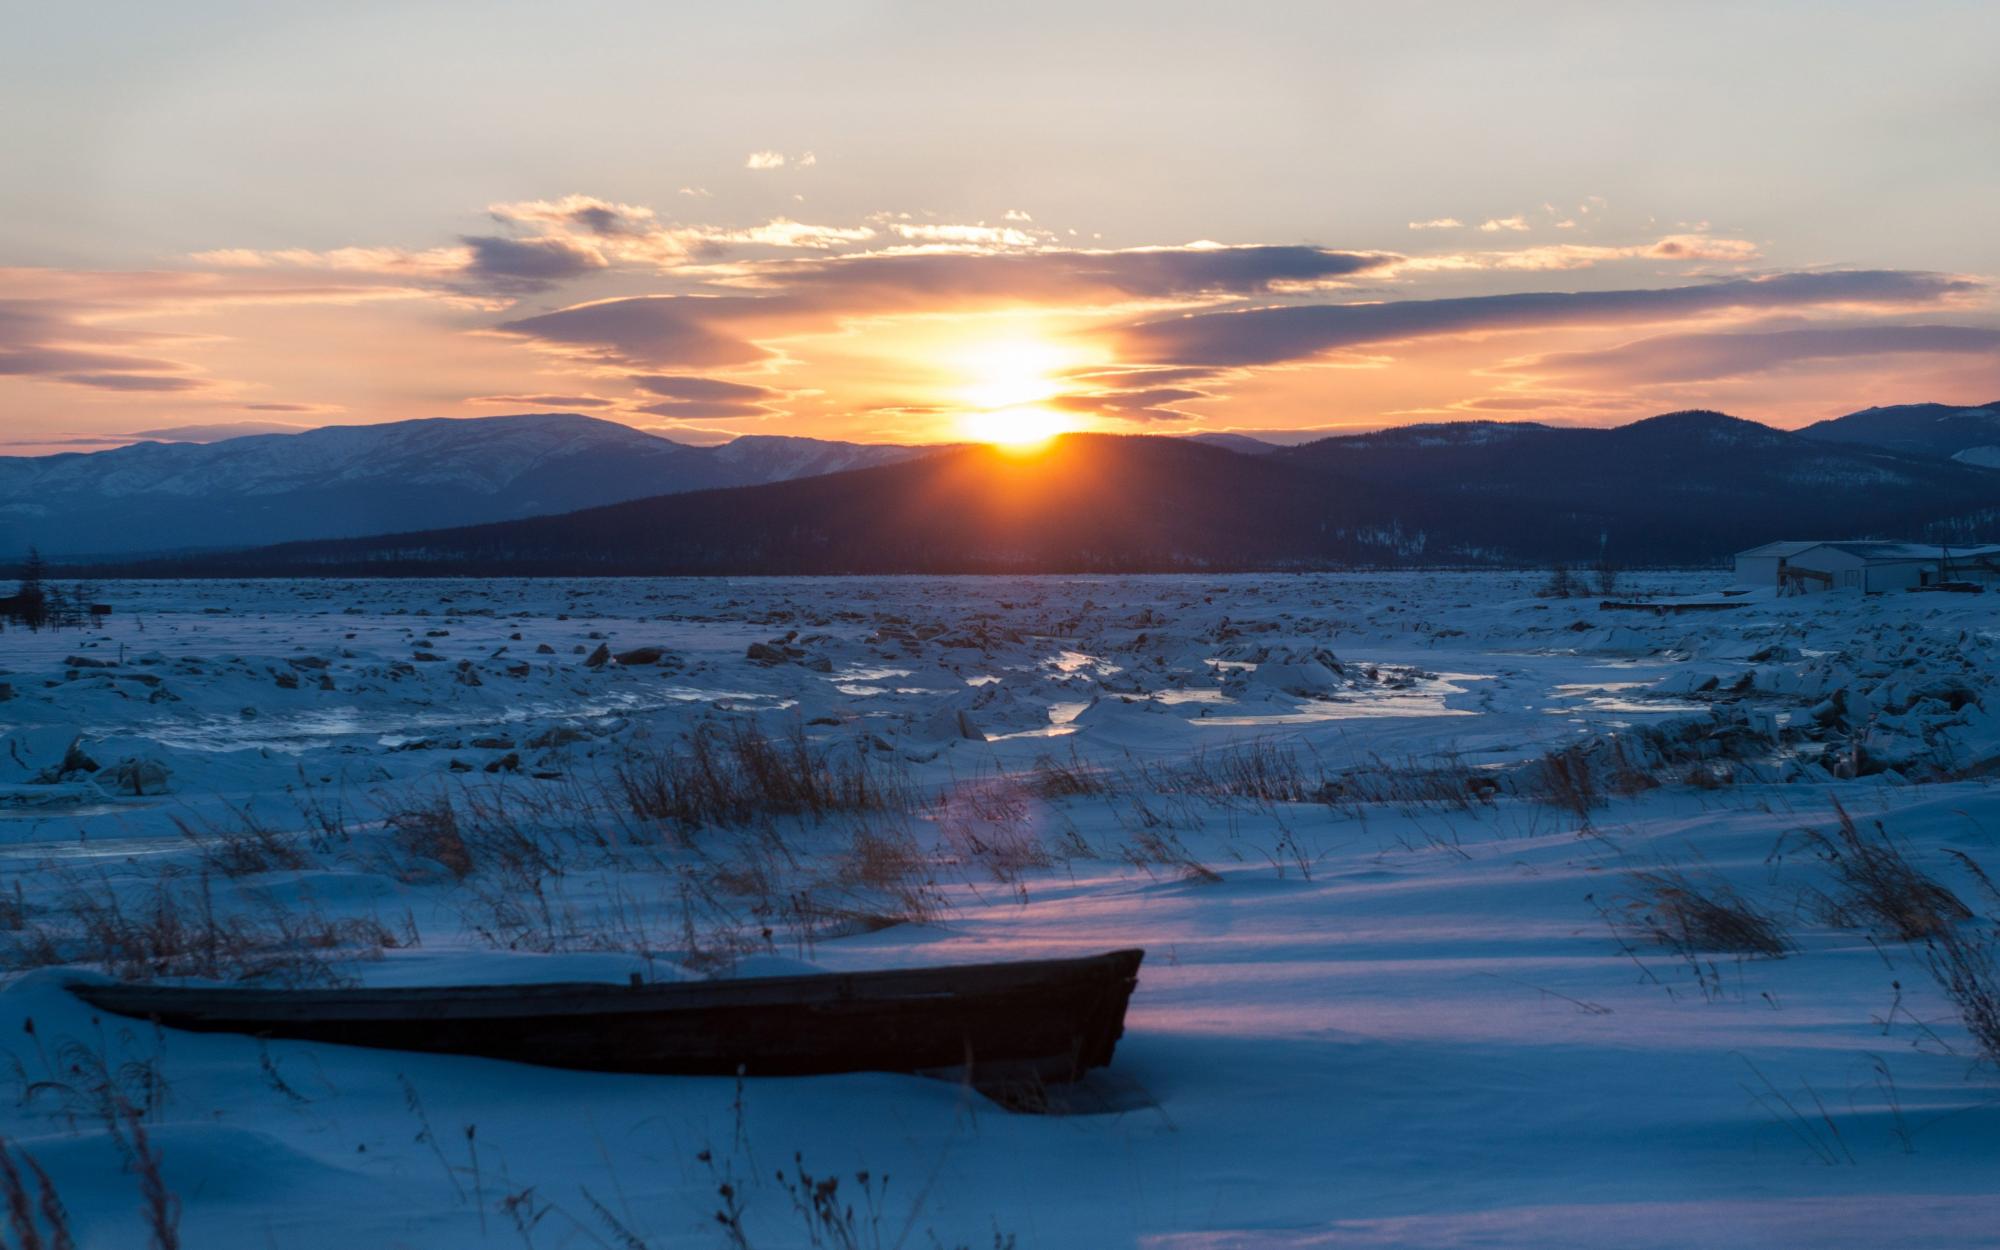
0,1137,77,1249
933,782,1052,886
614,722,900,841
173,802,306,878
10,1028,184,1249
1790,801,1971,941
289,764,353,853
1626,868,1791,957
833,823,948,925
382,791,474,880
1119,825,1222,885
0,1104,180,1250
452,782,577,885
1925,920,2000,1067
1160,740,1326,806
4,872,395,986
1027,748,1112,799
1520,745,1603,821
122,1107,181,1250
1031,735,1504,825
0,883,28,933
377,774,612,893
1144,740,1498,819
1327,750,1495,815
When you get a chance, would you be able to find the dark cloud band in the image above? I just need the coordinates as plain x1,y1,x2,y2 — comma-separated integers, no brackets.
1117,270,1981,367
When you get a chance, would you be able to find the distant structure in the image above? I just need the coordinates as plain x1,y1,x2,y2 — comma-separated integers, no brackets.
1733,540,2000,593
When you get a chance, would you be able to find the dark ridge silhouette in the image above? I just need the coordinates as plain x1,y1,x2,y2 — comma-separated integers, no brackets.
1800,400,2000,460
102,436,1358,576
1273,409,2000,562
84,414,2000,577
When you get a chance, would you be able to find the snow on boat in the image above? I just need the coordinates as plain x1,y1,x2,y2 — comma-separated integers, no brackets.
67,949,1144,1092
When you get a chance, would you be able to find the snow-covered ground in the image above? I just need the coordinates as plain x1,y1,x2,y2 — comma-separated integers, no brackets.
3,571,2000,1248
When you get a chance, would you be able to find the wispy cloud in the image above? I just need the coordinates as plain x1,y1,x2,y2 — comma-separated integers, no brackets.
1647,234,1760,262
488,194,659,237
0,292,202,392
492,296,773,369
747,150,816,171
201,196,888,292
457,234,608,292
720,220,875,249
881,222,1045,248
1478,216,1531,233
193,245,471,279
628,374,784,420
59,372,208,392
1118,270,1983,368
0,263,484,405
756,244,1402,306
126,420,308,441
1507,322,2000,385
1049,386,1208,422
631,375,782,402
1407,218,1464,230
468,393,619,408
1396,235,1762,273
634,399,775,420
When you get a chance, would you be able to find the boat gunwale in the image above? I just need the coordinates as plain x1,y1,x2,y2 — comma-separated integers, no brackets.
67,949,1145,1022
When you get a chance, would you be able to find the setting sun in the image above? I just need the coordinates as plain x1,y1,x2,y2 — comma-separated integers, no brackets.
951,335,1093,447
958,404,1074,450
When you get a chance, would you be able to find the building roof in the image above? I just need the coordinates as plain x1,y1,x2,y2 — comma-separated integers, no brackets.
1791,541,2000,563
1735,541,1821,559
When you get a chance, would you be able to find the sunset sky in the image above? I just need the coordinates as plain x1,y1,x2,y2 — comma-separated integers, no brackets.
4,1,1999,454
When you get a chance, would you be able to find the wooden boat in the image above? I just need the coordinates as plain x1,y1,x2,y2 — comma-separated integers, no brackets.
68,949,1143,1093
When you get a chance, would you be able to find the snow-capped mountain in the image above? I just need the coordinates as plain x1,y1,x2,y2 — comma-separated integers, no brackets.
1800,401,2000,461
0,414,934,557
704,434,949,480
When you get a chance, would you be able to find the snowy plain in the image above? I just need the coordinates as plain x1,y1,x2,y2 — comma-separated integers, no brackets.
2,571,1999,1248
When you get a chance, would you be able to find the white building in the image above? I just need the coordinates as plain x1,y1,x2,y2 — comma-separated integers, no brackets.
1732,541,1821,588
1733,540,2000,593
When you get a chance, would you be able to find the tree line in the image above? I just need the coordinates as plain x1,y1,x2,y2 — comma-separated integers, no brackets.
0,548,101,632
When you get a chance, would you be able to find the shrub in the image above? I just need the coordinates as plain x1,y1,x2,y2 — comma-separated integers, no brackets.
1536,564,1577,599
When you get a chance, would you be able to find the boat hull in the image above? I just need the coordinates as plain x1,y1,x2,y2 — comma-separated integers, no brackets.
68,949,1143,1089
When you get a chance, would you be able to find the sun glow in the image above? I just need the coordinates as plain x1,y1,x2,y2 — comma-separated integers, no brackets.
950,335,1092,448
958,404,1074,450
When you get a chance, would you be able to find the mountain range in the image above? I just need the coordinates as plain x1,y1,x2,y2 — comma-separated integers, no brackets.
83,407,2000,576
1799,400,2000,465
0,413,929,557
